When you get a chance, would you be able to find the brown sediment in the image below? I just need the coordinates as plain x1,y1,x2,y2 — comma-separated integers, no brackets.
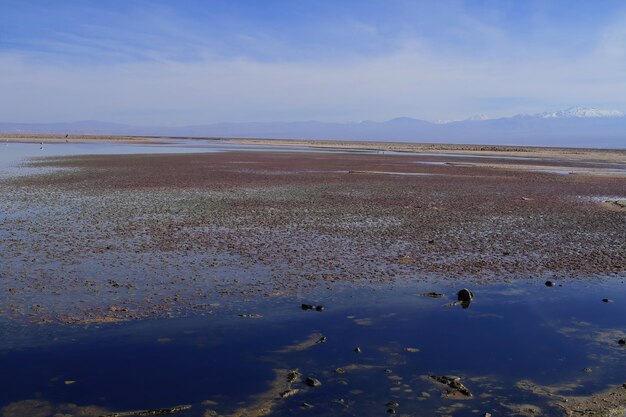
274,332,324,353
0,150,625,323
0,399,109,417
336,364,385,372
560,386,626,417
500,402,543,416
224,369,300,417
517,380,626,417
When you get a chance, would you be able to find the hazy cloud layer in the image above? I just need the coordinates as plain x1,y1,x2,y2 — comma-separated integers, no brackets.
1,0,625,125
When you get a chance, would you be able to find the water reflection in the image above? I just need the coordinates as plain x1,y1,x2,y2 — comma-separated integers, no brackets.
0,279,624,416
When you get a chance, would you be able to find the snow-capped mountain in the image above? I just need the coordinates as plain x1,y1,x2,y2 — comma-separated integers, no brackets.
533,107,624,119
1,106,625,148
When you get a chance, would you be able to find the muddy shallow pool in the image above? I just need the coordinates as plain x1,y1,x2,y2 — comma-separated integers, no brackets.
1,280,625,416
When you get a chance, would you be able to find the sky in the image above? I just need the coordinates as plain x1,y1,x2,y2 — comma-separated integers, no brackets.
1,0,626,125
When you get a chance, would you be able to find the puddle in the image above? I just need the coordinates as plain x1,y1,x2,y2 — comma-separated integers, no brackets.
348,170,436,176
1,280,625,416
0,140,384,178
538,169,626,175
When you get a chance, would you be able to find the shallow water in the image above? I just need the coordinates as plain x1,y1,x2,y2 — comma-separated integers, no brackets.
1,141,625,416
0,140,374,178
1,280,625,416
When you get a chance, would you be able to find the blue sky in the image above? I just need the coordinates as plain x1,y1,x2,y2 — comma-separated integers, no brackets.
1,0,625,125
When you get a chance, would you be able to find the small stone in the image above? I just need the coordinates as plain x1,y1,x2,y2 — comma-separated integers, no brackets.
335,368,345,374
583,367,592,373
418,292,443,298
316,336,327,344
384,369,393,373
387,409,396,414
618,339,625,345
287,370,300,382
238,313,262,319
602,298,612,303
305,377,322,387
404,347,420,353
301,304,313,310
386,401,399,408
354,347,362,353
483,413,492,417
315,305,324,311
545,281,556,287
301,402,314,409
457,289,474,302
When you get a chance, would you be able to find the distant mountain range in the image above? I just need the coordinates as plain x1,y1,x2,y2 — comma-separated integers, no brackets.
1,107,625,148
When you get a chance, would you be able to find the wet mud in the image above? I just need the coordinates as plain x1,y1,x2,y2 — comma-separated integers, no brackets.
0,150,624,323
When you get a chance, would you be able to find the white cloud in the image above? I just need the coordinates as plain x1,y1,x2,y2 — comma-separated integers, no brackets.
1,29,625,125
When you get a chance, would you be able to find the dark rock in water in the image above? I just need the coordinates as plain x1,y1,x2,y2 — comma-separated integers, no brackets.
583,367,592,373
384,369,393,373
483,413,492,417
457,289,473,302
108,280,121,288
316,336,327,344
386,401,400,408
332,398,347,406
429,375,473,398
419,292,443,298
354,347,362,353
602,298,612,303
619,339,626,346
305,377,322,387
287,370,300,382
545,281,556,287
238,313,262,319
301,304,324,311
301,402,314,409
387,408,396,414
334,367,345,374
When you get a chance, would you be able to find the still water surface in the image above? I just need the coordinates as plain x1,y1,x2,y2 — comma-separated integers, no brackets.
1,140,625,416
1,280,624,416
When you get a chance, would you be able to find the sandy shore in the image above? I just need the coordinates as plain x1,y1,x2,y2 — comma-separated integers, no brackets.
2,133,626,162
215,137,626,163
0,133,162,144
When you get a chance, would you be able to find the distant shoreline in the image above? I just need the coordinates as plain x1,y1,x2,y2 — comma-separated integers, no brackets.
3,133,625,162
